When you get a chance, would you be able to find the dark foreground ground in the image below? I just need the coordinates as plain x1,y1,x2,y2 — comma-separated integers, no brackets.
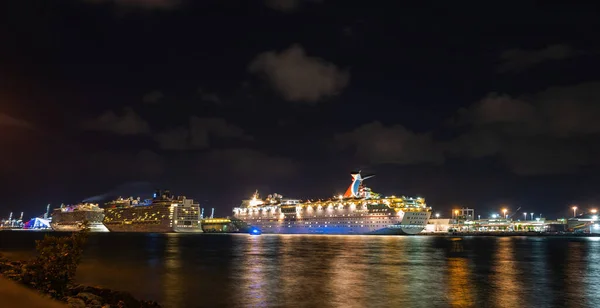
0,276,66,308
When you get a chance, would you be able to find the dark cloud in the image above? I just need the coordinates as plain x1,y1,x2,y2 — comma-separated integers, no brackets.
455,94,536,128
142,90,164,104
155,127,189,150
335,121,445,165
83,0,180,9
155,117,252,151
334,82,600,176
248,44,349,103
264,0,322,12
455,82,600,136
199,148,297,179
197,88,220,104
0,113,33,129
497,44,581,73
87,149,165,178
446,130,595,176
501,138,592,175
448,82,600,175
191,117,251,140
83,107,150,135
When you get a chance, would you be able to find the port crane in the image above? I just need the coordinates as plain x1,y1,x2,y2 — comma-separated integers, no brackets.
508,207,522,219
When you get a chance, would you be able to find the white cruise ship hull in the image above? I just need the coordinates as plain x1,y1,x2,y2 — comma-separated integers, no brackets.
250,225,425,235
235,208,431,235
173,226,204,233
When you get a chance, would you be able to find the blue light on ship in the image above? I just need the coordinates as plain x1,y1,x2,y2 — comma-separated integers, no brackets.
249,227,262,235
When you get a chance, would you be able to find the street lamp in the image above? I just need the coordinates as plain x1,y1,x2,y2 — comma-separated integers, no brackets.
502,208,508,219
523,212,528,221
592,209,597,214
530,213,534,220
454,210,459,219
435,213,440,218
572,206,577,217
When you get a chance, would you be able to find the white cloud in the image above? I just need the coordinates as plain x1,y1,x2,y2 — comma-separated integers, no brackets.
249,44,349,103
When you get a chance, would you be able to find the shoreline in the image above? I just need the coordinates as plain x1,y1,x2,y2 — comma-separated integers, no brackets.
0,256,161,308
421,232,598,237
3,229,598,237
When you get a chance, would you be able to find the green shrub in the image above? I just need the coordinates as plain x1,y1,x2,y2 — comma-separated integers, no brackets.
20,221,89,298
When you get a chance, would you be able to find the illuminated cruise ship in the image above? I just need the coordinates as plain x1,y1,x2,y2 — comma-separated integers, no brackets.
103,190,203,233
232,172,432,235
51,203,108,232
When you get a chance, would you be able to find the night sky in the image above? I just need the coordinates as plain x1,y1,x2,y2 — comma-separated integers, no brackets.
1,1,600,219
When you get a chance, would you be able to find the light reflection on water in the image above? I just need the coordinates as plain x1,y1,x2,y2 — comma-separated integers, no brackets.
446,238,474,308
163,234,182,308
2,233,600,308
492,237,521,307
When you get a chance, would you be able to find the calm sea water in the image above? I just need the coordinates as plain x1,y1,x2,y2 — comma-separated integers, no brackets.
1,232,600,308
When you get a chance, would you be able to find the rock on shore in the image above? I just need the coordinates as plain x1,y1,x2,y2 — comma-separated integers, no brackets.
67,285,161,308
0,256,161,308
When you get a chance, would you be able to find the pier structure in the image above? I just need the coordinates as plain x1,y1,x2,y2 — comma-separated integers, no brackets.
201,217,249,233
425,217,568,234
567,215,600,233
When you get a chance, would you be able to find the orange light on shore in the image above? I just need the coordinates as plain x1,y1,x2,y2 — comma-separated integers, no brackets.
572,206,578,217
591,209,597,214
453,209,459,219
